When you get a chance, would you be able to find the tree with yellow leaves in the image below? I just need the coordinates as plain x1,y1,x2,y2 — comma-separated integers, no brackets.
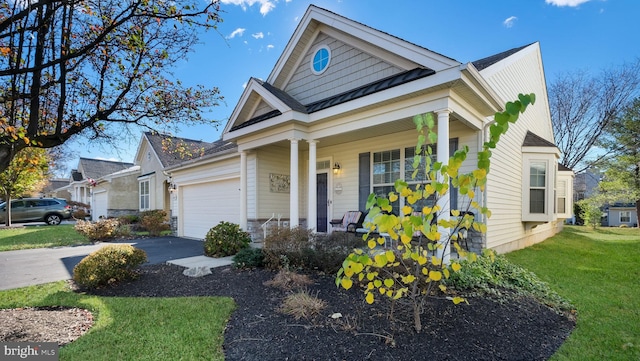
336,94,535,333
0,147,50,226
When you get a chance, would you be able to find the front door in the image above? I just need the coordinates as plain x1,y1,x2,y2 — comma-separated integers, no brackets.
316,173,328,232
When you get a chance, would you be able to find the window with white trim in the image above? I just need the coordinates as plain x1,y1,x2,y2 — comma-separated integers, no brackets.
370,141,458,215
405,146,437,209
522,155,558,223
310,45,331,75
529,162,546,214
139,180,150,211
373,149,400,215
556,180,567,214
620,211,631,223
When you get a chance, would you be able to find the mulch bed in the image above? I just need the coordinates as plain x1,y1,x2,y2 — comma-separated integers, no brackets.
87,264,575,361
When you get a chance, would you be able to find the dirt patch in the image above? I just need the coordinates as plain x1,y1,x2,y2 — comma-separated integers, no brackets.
0,306,93,346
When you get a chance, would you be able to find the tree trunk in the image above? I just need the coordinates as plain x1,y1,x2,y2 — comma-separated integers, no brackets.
413,302,422,333
4,194,11,227
0,146,15,175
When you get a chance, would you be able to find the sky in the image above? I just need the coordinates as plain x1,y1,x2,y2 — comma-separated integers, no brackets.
66,0,640,173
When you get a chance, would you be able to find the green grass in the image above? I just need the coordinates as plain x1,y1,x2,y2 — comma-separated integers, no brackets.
505,226,640,361
0,224,91,251
0,282,235,360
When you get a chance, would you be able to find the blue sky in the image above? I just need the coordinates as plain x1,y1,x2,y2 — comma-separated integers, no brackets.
71,0,640,170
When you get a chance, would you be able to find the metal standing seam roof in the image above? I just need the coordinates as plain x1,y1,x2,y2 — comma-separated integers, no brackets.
230,67,436,132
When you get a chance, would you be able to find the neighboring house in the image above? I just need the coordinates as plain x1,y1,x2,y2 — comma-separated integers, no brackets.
42,178,72,201
167,5,574,253
133,132,217,230
90,165,140,220
606,203,638,227
68,157,135,220
574,169,601,202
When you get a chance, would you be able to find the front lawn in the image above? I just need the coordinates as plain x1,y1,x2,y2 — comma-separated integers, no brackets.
506,225,640,361
0,224,90,251
0,281,235,360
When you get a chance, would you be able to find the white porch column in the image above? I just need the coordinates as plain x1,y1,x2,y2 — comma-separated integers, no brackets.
289,139,300,228
240,151,247,230
436,109,451,264
307,140,318,232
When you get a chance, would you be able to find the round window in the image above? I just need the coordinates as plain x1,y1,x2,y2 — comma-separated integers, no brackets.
311,45,331,75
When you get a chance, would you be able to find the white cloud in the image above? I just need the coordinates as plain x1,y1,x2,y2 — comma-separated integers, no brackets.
220,0,277,16
252,32,264,39
227,28,246,39
545,0,591,7
503,16,518,28
267,44,274,50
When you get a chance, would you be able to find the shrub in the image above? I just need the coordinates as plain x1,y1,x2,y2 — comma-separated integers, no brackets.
117,214,140,225
204,221,251,257
264,270,313,291
263,226,313,270
139,210,170,236
308,232,362,273
73,244,147,289
74,219,121,241
72,209,89,220
262,227,361,273
445,250,573,313
232,247,265,269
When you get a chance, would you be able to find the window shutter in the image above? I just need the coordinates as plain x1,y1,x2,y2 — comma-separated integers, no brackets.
359,152,370,211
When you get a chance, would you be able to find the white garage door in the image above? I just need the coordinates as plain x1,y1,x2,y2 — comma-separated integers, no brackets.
181,179,240,239
92,191,108,221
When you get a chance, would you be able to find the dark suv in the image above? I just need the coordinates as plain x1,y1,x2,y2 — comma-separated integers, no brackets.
0,198,73,225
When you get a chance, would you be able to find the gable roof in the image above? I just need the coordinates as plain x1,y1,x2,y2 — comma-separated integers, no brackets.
77,158,134,180
143,132,216,168
522,131,557,148
558,163,572,172
230,67,436,132
267,5,459,88
43,178,70,192
472,44,533,71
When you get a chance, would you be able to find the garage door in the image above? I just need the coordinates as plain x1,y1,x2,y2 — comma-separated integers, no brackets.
181,179,240,239
92,191,108,221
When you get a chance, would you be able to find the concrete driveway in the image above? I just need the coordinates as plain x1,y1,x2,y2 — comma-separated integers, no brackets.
0,236,205,291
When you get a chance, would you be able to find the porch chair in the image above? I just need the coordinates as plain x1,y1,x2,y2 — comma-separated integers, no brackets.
355,212,394,248
330,211,364,233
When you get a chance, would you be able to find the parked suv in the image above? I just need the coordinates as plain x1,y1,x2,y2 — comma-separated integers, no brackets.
0,198,72,225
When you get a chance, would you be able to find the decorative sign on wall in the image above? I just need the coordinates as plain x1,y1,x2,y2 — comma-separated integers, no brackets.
270,173,290,193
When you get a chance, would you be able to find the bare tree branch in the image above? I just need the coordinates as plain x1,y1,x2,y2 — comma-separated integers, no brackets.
0,0,224,172
549,59,640,170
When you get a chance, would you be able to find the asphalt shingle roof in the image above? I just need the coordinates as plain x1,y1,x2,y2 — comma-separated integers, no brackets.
144,132,237,168
472,44,532,71
78,158,134,180
522,131,557,148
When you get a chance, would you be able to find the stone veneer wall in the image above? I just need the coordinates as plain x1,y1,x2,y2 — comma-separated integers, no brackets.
246,218,308,243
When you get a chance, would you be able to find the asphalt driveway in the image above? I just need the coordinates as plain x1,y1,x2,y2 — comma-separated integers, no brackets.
0,236,205,291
